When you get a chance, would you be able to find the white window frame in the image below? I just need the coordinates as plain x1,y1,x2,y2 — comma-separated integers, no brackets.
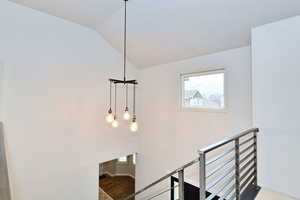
133,154,136,165
180,69,227,112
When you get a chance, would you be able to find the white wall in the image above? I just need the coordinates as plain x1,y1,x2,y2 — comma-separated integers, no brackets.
252,16,300,199
3,1,297,199
0,61,3,120
136,47,253,193
0,1,138,200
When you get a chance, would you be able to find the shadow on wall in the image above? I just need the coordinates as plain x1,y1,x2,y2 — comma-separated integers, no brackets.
0,122,11,200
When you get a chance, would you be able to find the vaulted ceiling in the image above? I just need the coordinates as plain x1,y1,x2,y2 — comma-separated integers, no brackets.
9,0,300,68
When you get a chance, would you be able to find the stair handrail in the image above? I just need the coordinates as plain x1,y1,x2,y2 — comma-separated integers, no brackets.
198,127,259,200
200,128,259,153
123,157,200,200
122,127,259,200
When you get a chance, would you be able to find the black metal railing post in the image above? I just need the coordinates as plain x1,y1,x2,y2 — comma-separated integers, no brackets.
178,169,185,200
253,131,258,187
235,138,240,200
199,151,206,200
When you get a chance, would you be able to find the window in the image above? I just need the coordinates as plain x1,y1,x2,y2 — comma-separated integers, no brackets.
133,154,136,165
181,69,225,110
118,156,127,162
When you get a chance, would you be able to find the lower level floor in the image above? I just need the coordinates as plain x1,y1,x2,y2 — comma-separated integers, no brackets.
99,174,135,200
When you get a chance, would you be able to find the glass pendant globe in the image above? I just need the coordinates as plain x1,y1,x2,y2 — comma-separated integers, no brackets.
123,111,130,120
130,121,138,132
112,119,119,128
106,113,114,123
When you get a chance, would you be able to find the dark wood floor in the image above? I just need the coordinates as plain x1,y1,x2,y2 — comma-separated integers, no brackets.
100,174,135,200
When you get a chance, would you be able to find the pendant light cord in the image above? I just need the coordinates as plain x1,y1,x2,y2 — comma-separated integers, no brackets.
123,0,127,82
133,84,136,115
109,81,112,109
114,83,117,116
126,84,128,108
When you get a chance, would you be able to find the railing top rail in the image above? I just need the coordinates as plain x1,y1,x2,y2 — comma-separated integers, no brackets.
199,128,259,154
123,158,199,200
122,127,259,200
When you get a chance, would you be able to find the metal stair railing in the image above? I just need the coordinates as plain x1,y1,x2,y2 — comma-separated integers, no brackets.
199,128,259,200
122,128,259,200
0,122,12,200
123,158,199,200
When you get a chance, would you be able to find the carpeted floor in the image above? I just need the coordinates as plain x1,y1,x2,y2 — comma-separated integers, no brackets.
99,174,135,200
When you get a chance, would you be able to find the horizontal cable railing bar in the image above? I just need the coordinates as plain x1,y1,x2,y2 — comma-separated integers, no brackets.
228,192,236,200
240,164,255,182
239,137,254,147
206,147,235,166
219,184,236,200
207,175,235,200
121,128,259,200
207,166,235,190
240,150,255,165
200,128,259,153
143,185,178,200
240,143,255,156
240,157,255,173
123,158,199,200
240,171,255,191
206,156,235,178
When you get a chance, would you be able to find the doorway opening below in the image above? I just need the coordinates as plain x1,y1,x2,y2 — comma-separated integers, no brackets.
99,154,136,200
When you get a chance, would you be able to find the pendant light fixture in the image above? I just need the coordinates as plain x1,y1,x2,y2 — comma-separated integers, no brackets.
130,84,138,132
105,81,114,123
111,83,119,128
123,84,130,120
106,0,138,132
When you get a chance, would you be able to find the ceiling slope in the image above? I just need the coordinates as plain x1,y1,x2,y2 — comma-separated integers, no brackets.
9,0,300,68
9,0,123,28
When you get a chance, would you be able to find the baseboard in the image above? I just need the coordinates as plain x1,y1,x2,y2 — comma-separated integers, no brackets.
114,173,135,179
102,171,114,177
100,172,135,179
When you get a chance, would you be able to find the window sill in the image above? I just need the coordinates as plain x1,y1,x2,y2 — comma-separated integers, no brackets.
181,106,228,113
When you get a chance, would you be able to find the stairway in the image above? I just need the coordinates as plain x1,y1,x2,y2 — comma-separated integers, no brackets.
171,176,260,200
171,176,223,200
123,128,260,200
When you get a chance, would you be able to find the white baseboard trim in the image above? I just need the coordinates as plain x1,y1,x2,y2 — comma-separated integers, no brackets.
101,172,135,179
102,171,114,177
115,173,135,179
